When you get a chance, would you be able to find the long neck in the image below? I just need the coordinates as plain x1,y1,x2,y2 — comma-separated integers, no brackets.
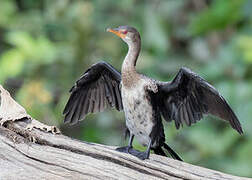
121,40,141,88
122,41,141,73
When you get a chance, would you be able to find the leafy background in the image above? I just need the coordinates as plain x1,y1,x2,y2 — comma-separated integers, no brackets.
0,0,252,177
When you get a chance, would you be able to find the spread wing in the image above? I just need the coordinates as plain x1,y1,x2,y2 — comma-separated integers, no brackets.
63,61,123,125
156,67,243,134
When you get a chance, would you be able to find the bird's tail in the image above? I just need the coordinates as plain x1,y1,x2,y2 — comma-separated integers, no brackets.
153,143,183,161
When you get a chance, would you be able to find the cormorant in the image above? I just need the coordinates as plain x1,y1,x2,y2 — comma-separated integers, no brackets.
63,26,243,161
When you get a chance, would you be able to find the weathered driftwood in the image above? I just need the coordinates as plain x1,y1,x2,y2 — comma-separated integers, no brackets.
0,85,250,180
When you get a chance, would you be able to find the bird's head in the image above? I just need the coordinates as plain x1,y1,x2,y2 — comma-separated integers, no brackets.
107,26,140,46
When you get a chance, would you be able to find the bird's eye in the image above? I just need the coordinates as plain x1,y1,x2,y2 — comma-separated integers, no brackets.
121,30,128,34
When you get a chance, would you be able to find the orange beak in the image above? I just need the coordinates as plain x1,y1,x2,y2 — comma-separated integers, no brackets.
106,28,126,39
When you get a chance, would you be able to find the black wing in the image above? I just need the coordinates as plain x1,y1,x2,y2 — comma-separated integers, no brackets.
157,67,243,134
63,61,123,124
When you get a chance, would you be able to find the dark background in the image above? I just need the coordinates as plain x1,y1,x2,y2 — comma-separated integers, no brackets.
0,0,251,177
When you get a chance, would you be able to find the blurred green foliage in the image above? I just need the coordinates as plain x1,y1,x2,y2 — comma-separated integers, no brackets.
0,0,251,177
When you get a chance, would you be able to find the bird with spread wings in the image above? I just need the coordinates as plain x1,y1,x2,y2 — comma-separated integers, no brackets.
63,26,243,161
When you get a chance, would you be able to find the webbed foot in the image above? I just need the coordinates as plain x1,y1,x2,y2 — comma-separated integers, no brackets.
116,146,132,153
130,150,149,160
116,146,149,160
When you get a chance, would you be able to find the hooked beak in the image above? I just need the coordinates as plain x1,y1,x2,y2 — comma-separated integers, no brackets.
106,27,126,39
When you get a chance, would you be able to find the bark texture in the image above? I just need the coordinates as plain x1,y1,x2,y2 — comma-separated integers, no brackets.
0,85,250,180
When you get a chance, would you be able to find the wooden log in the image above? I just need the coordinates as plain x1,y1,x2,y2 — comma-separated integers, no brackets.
0,85,250,180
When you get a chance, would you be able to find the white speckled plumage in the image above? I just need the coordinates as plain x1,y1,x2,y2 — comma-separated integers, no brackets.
122,79,155,146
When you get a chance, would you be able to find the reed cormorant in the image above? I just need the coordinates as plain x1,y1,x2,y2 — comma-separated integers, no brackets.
63,26,243,161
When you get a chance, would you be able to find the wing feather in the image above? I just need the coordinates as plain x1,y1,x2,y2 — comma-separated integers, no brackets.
183,105,190,126
78,89,89,120
186,100,194,124
71,93,85,125
99,83,105,111
63,61,123,124
157,67,243,134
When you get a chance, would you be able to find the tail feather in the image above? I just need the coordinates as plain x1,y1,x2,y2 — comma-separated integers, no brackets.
163,143,183,161
153,146,166,157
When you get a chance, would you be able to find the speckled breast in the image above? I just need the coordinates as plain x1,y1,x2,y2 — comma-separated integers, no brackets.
121,80,154,146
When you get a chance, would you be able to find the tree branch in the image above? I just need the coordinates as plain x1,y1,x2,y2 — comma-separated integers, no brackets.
0,85,249,180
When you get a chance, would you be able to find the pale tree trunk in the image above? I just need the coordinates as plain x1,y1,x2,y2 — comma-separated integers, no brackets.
0,85,250,180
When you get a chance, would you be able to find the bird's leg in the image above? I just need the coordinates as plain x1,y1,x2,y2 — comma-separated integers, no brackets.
116,135,152,160
129,140,152,160
116,133,134,153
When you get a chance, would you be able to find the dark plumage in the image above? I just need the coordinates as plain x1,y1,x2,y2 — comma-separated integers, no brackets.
157,67,243,134
63,25,243,161
63,62,123,125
